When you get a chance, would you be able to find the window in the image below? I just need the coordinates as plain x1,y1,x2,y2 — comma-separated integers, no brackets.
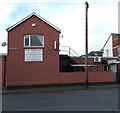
24,34,44,47
106,50,109,57
103,65,109,72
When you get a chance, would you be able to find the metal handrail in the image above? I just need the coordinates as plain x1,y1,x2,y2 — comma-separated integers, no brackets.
59,46,81,64
69,47,80,57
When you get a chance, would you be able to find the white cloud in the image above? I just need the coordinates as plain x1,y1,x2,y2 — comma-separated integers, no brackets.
0,0,119,55
49,1,118,55
0,3,18,53
88,3,118,52
48,4,85,55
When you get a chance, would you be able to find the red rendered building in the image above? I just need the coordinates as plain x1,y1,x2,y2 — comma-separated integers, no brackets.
0,13,115,87
5,12,61,86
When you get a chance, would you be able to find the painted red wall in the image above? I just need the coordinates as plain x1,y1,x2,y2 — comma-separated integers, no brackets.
59,72,113,84
79,58,105,72
88,72,113,83
6,15,60,86
0,57,2,86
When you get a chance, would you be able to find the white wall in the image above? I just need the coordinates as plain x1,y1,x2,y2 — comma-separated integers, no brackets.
103,35,113,57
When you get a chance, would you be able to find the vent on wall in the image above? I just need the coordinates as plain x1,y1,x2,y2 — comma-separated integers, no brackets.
94,56,101,62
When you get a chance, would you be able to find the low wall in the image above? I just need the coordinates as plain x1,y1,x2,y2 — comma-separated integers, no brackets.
0,56,4,86
0,56,6,87
0,55,114,86
0,57,2,86
59,71,113,84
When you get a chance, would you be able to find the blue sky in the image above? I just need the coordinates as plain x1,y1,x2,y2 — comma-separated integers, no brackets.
0,0,119,55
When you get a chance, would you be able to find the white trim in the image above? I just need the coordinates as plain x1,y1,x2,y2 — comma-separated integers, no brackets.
54,41,57,49
108,60,120,65
28,35,30,47
71,64,98,67
113,46,120,49
9,48,18,50
112,38,119,41
6,12,61,32
24,35,30,47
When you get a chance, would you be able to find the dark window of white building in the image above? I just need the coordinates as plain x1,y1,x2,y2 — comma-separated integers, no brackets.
103,65,109,72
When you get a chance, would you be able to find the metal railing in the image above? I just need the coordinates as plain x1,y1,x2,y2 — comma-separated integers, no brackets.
59,46,81,64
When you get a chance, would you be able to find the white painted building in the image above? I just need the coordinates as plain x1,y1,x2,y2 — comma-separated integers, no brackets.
102,33,113,57
102,33,120,57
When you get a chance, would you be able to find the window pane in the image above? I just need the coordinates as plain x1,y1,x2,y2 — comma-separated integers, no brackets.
103,65,108,72
25,35,29,46
31,34,44,46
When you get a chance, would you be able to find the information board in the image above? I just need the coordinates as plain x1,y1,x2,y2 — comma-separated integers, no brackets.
25,49,43,62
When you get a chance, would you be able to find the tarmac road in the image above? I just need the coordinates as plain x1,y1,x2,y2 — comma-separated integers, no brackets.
2,88,118,111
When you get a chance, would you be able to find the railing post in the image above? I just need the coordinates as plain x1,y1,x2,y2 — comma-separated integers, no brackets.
59,46,81,64
69,47,70,57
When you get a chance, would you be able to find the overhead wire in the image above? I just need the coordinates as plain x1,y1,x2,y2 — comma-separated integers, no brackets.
1,1,119,5
87,1,118,51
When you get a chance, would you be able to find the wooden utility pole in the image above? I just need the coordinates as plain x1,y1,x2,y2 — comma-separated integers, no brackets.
85,1,89,88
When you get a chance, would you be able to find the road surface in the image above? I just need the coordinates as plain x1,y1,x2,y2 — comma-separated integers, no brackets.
2,88,118,111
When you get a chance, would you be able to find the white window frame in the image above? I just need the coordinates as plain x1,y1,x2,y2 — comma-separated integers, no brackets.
24,34,44,47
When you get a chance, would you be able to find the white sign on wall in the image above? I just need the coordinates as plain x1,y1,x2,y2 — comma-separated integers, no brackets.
25,49,43,62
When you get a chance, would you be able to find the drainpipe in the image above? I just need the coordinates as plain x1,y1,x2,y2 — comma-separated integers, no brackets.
3,55,7,87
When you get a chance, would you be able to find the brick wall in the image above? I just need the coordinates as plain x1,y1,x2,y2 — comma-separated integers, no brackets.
112,34,120,56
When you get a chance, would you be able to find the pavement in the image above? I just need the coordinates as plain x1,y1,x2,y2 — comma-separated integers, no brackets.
2,83,119,94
